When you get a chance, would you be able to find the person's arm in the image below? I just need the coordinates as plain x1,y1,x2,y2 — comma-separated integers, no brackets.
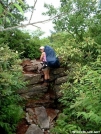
40,52,45,61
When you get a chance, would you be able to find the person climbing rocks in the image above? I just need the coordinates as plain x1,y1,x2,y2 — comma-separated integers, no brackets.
39,45,60,86
39,46,50,86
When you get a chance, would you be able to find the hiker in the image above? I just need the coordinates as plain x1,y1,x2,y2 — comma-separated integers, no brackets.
39,45,60,86
44,45,60,68
39,46,50,86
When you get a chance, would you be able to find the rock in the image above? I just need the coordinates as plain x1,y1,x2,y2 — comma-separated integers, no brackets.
31,60,43,72
18,85,48,94
46,108,59,123
35,106,50,129
54,85,63,98
24,74,41,85
26,112,33,125
26,108,37,124
51,68,66,75
25,124,43,134
55,76,67,85
17,59,68,134
26,99,54,108
22,59,43,73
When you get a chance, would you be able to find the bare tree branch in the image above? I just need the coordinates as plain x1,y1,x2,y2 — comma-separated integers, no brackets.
32,24,40,29
0,13,62,31
29,0,37,23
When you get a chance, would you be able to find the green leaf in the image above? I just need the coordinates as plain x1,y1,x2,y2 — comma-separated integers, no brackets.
8,12,15,18
18,0,24,5
13,3,24,15
0,19,3,25
6,17,10,23
0,3,3,14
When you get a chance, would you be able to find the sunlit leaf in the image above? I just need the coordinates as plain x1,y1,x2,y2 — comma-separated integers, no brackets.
13,3,24,15
18,0,24,4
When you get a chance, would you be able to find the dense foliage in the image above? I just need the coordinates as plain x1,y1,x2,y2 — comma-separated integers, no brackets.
0,1,49,133
0,44,26,134
0,0,42,59
0,0,33,28
44,0,101,44
1,0,101,133
50,36,101,133
43,0,101,133
0,29,41,59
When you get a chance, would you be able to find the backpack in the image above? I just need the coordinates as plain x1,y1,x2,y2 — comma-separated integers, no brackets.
44,45,60,68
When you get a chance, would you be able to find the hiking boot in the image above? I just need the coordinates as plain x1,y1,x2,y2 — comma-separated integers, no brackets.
41,82,48,87
39,78,44,82
41,79,49,87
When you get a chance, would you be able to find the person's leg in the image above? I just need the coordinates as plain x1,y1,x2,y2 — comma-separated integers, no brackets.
47,67,50,82
44,70,48,79
42,67,50,86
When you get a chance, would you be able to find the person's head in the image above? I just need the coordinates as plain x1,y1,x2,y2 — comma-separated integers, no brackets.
39,46,44,52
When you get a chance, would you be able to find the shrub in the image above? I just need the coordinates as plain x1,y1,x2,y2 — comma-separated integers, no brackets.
0,44,25,134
